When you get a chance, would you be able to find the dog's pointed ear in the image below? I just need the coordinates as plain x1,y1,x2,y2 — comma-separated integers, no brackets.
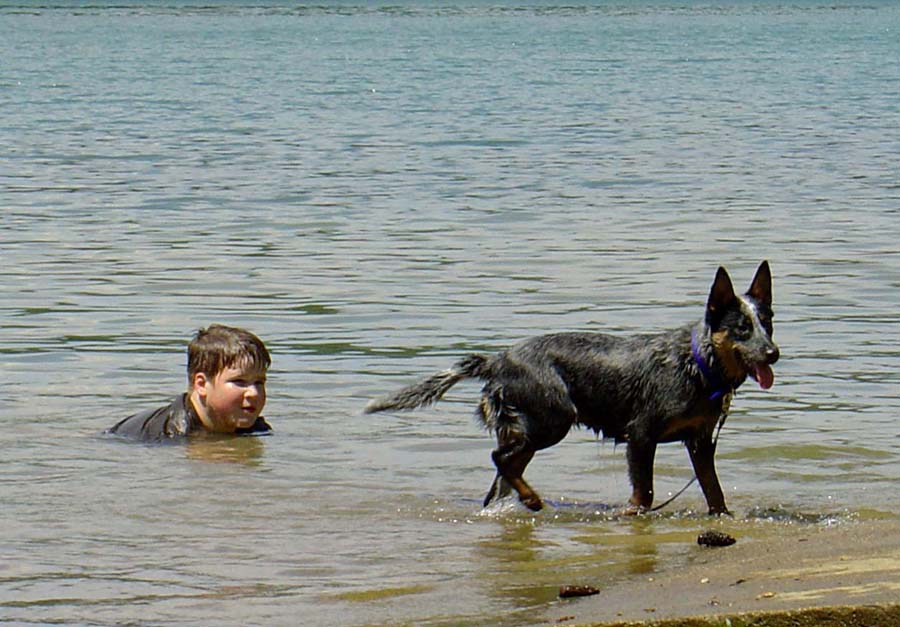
706,266,737,328
747,260,773,308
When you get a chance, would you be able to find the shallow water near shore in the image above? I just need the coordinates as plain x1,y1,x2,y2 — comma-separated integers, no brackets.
2,0,900,624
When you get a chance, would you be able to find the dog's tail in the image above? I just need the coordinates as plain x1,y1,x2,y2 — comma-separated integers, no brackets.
364,354,491,414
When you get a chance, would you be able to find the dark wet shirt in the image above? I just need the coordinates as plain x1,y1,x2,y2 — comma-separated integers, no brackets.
107,393,272,442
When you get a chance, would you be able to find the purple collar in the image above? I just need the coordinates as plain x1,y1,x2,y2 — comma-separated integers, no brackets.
691,329,734,401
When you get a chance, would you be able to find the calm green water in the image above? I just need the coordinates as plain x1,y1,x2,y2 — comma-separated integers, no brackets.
2,1,899,624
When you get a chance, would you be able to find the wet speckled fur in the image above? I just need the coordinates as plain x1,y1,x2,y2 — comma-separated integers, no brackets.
366,262,779,515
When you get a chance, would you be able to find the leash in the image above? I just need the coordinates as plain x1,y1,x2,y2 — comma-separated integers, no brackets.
650,476,697,511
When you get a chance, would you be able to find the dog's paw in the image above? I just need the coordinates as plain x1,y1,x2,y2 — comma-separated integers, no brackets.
520,494,544,512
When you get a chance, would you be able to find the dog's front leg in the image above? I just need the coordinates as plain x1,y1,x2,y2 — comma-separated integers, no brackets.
626,441,657,512
687,436,730,516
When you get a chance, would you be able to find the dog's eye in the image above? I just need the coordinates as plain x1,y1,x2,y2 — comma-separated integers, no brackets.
736,318,753,339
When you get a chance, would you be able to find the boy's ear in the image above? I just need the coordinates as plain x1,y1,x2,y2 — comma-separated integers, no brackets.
706,266,737,328
192,372,210,397
747,260,773,308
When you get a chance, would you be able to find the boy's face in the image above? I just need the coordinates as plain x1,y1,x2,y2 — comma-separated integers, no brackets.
192,362,267,433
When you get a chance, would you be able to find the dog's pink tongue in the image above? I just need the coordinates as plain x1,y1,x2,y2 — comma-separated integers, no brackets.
752,364,775,390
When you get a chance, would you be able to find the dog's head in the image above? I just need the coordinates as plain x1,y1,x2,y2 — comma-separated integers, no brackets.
705,260,779,389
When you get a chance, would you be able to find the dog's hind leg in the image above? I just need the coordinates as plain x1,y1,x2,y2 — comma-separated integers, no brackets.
483,473,512,507
486,427,541,511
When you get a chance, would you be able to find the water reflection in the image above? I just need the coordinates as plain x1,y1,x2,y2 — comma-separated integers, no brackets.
185,434,267,466
470,513,667,609
473,520,558,610
621,519,661,576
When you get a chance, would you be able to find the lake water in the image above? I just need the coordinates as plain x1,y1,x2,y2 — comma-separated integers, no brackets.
2,1,899,624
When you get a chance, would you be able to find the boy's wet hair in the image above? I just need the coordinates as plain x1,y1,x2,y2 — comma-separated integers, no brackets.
187,324,271,382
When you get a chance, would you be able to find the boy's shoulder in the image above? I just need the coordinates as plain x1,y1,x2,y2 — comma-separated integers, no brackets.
107,394,200,442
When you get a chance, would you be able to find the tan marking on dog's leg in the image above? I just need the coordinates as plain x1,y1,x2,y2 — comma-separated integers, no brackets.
491,430,543,511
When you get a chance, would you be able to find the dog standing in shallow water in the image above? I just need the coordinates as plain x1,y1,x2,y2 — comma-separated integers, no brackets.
366,261,779,515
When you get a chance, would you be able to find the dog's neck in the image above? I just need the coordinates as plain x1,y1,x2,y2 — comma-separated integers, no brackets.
691,328,739,400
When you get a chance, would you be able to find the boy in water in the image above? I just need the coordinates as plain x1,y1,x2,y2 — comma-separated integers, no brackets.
108,324,271,441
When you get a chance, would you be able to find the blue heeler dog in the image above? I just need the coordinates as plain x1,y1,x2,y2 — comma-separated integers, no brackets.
365,261,779,515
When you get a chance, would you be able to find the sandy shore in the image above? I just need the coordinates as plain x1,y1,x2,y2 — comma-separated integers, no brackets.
546,518,900,626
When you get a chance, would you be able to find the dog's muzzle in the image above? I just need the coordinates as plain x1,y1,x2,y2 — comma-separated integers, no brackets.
750,344,779,390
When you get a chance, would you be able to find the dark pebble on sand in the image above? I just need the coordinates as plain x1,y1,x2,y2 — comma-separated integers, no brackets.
697,530,737,547
559,585,600,598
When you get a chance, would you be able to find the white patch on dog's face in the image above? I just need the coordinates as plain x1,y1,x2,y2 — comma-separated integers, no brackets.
738,295,768,340
736,294,776,389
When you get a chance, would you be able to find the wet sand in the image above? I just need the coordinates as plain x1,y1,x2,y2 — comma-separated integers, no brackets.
547,518,900,626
